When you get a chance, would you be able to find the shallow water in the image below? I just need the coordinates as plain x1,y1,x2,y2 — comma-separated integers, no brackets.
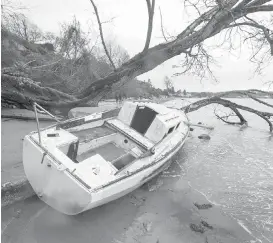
2,98,273,243
165,98,273,243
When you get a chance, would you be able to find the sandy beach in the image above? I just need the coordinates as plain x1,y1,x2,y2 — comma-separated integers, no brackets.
2,159,254,243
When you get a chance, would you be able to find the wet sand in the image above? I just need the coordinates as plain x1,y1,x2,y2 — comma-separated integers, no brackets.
1,154,253,243
1,119,53,184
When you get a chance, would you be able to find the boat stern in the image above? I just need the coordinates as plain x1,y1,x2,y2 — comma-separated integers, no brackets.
23,135,91,215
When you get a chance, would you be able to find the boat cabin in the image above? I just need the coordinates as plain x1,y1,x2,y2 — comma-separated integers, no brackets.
117,102,183,143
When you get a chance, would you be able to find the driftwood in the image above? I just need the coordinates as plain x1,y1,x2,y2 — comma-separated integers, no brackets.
184,121,214,130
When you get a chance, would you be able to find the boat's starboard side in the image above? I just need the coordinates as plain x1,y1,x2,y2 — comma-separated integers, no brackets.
84,121,190,211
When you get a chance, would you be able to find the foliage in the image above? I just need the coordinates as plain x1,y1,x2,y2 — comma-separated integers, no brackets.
1,12,167,108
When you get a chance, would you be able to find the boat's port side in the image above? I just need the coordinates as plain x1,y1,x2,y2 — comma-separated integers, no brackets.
57,108,120,131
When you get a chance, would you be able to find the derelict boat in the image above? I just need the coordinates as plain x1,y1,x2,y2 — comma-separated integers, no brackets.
23,101,190,215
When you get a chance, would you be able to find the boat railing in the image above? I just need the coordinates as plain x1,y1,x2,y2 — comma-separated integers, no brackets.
33,102,61,145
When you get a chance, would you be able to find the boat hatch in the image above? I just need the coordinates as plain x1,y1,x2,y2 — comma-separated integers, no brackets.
130,106,158,135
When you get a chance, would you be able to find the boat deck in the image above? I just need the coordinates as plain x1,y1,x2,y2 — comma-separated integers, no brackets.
77,142,126,162
71,126,115,141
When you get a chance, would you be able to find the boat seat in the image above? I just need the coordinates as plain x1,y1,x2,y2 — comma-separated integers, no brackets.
105,119,154,151
74,154,117,187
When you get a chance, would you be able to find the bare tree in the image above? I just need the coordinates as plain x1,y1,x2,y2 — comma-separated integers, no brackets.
56,17,88,59
164,76,174,92
2,0,273,119
105,39,130,68
2,8,43,43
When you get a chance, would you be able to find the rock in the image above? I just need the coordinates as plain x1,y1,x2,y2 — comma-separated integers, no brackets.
198,134,211,140
201,220,213,229
14,209,22,218
190,127,194,131
190,223,205,233
198,122,202,124
194,203,213,210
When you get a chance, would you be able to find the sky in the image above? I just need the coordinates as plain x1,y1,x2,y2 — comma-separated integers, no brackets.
9,0,273,92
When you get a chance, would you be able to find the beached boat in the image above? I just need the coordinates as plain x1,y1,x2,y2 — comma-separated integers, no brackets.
23,101,190,215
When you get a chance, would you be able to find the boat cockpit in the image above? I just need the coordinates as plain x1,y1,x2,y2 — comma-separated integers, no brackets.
30,101,186,183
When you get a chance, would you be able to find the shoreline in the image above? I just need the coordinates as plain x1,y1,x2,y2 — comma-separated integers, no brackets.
113,175,255,243
188,182,255,242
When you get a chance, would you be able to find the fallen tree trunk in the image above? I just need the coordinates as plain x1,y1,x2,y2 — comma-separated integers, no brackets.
182,90,273,132
2,0,272,112
1,71,99,114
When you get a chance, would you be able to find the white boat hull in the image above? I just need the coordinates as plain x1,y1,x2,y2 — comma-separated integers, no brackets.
23,102,189,215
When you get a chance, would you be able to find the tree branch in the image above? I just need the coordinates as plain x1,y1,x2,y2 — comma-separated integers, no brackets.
246,0,272,7
226,20,273,54
230,107,248,124
159,6,168,42
89,0,116,70
214,107,247,125
182,90,273,132
245,4,273,13
3,0,273,114
143,0,155,52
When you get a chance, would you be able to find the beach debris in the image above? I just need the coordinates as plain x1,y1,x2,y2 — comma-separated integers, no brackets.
14,209,22,219
190,223,205,233
201,220,213,229
147,178,163,192
130,195,145,206
142,222,152,232
198,134,211,140
198,122,203,124
194,202,213,210
184,121,214,130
